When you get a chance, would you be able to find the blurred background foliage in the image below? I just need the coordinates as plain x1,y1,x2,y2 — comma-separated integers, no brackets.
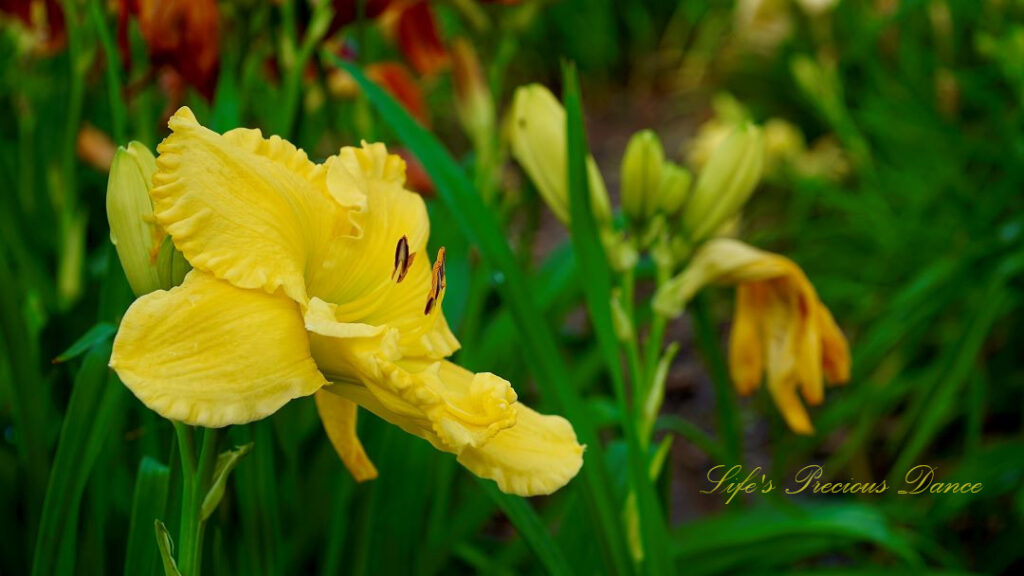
1,0,1023,574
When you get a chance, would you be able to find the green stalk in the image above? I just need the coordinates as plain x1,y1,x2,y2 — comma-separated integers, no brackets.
173,425,220,576
563,65,670,575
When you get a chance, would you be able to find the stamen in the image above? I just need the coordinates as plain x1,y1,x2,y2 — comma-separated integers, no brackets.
424,247,447,315
392,235,415,283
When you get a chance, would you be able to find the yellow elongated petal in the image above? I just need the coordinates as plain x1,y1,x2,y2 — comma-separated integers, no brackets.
311,142,459,358
315,389,378,482
456,404,585,497
313,318,577,492
729,284,764,396
818,303,851,384
654,238,791,317
151,107,344,304
110,271,327,427
760,281,815,434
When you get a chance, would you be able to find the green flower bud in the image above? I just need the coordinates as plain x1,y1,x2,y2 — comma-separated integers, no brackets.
681,124,763,243
620,130,664,225
106,142,189,296
656,162,692,216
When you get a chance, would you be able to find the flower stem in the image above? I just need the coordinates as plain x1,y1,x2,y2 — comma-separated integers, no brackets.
174,424,220,576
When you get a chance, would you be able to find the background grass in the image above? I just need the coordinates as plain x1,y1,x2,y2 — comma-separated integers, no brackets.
1,0,1022,574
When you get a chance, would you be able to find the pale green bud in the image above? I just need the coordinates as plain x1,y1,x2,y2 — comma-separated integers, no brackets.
509,84,612,226
610,291,634,343
681,124,764,243
620,130,664,225
656,162,692,216
790,55,842,125
106,142,189,296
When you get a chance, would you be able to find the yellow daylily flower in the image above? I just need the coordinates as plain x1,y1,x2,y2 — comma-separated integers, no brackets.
653,238,850,434
109,107,584,496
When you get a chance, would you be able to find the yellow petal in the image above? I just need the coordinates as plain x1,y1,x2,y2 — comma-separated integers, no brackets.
761,279,815,435
151,107,344,304
310,142,459,358
654,238,791,317
110,271,327,427
457,404,585,496
729,283,764,395
315,389,378,482
817,302,850,384
508,85,613,227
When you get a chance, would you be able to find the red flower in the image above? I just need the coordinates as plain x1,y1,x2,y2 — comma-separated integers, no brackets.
118,0,220,100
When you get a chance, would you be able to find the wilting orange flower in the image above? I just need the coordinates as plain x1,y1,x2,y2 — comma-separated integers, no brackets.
118,0,220,100
654,238,850,434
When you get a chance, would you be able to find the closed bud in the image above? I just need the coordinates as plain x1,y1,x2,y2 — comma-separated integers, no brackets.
656,162,691,216
620,130,664,225
791,55,842,124
509,84,612,226
681,124,763,243
106,142,189,296
610,291,634,343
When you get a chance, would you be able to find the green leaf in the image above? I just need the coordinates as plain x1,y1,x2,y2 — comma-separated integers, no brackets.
478,481,573,576
32,342,125,576
125,458,171,576
329,54,632,575
52,322,116,364
200,443,253,522
154,520,183,576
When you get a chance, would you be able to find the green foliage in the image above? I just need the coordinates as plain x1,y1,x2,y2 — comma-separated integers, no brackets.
1,1,1021,575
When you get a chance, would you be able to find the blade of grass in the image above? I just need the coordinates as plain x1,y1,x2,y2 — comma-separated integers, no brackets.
562,63,670,576
478,481,573,576
31,342,125,576
672,502,923,569
53,322,116,364
888,276,1010,481
690,294,742,464
125,458,171,576
330,55,632,575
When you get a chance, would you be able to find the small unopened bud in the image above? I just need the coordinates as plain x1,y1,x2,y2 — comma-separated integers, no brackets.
791,55,842,125
106,142,189,296
681,124,763,243
610,291,634,343
509,84,612,226
620,130,664,226
451,38,494,145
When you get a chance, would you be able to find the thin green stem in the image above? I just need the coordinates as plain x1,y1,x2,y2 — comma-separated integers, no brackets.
691,294,742,464
173,425,220,576
621,266,645,426
87,0,127,143
642,265,671,391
